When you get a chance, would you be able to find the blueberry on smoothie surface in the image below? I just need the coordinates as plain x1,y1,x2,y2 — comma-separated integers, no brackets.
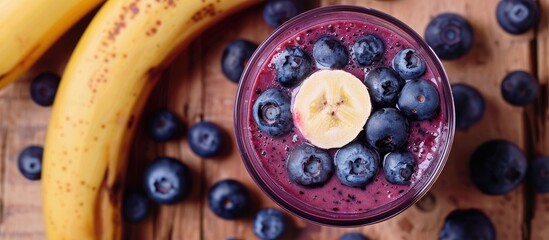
263,0,304,28
501,70,539,106
397,79,440,121
424,13,473,60
208,179,251,219
188,121,224,158
18,145,43,181
146,109,183,142
143,157,191,204
497,0,539,35
221,39,257,83
30,72,60,107
529,155,549,193
252,88,293,137
383,150,417,185
364,108,410,153
352,34,385,66
334,142,380,188
392,48,426,80
364,67,405,108
313,35,349,69
469,139,526,195
286,144,334,187
452,83,485,130
274,47,311,88
439,209,496,240
252,208,286,240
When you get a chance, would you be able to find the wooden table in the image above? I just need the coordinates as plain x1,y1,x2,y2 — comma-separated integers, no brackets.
0,0,547,239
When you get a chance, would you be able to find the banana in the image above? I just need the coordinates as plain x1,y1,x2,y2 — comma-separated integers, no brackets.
292,70,372,149
41,0,261,239
0,0,103,89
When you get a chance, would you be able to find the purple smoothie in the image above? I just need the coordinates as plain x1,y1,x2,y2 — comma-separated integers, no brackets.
246,19,448,214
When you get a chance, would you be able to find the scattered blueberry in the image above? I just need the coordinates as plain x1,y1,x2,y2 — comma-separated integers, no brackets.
452,83,485,130
146,109,183,142
334,142,380,187
208,179,251,219
286,144,334,187
352,34,385,66
364,67,405,108
263,0,304,28
188,121,224,158
252,208,286,240
274,47,311,88
122,191,149,222
501,70,539,106
339,232,369,240
313,36,349,69
439,209,496,240
364,108,410,153
253,88,293,137
398,79,440,121
30,72,60,107
424,13,474,60
17,145,43,180
529,155,549,193
392,48,426,79
496,0,540,35
383,150,417,185
143,157,191,204
221,39,257,83
469,139,527,195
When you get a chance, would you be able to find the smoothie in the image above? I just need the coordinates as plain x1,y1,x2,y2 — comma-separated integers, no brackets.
236,6,453,225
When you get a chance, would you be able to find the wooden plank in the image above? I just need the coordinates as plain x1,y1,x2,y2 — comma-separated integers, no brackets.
531,0,549,239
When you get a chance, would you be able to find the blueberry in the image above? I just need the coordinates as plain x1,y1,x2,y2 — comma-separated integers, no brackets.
452,83,485,130
122,191,149,222
286,144,334,187
392,49,426,79
263,0,304,28
30,72,60,107
253,88,293,137
208,179,250,219
17,145,43,180
439,209,495,240
313,36,349,69
364,108,410,153
339,233,369,240
469,140,526,195
252,208,286,240
188,121,224,158
146,109,183,142
274,47,311,88
398,79,440,121
364,67,405,108
221,39,257,83
501,70,539,106
143,157,191,204
334,142,380,187
352,34,384,66
424,13,474,60
529,155,549,193
496,0,539,35
383,150,417,185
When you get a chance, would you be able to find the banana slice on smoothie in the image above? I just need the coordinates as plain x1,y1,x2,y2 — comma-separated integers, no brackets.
292,69,371,149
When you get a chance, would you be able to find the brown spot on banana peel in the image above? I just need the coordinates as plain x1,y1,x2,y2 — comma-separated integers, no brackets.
191,3,217,22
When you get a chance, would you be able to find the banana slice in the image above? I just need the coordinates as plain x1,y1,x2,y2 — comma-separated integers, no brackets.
292,69,372,149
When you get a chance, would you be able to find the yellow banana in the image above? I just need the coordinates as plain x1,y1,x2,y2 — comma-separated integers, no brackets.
0,0,103,89
42,0,261,239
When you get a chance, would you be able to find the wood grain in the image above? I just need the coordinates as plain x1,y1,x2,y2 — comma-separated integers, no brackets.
0,0,545,239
